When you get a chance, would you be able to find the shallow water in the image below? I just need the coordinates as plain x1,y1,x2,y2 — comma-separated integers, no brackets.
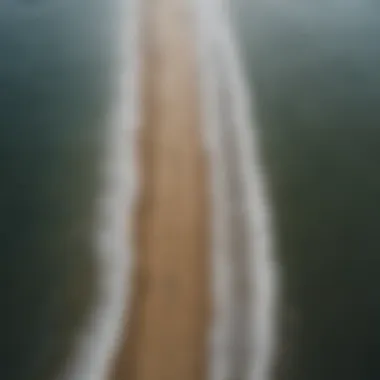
230,2,380,379
0,2,123,379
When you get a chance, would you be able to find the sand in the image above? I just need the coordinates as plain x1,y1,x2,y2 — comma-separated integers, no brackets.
110,0,210,378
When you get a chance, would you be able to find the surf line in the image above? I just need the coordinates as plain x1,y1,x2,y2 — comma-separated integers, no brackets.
58,0,142,379
192,0,279,379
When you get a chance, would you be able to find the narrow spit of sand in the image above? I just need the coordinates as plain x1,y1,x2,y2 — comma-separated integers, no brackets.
110,0,210,378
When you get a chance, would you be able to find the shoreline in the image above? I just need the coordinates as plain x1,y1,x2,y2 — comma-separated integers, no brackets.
59,0,142,378
193,0,278,379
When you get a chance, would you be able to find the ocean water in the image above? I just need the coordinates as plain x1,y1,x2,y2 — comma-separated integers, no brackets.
230,2,380,380
0,2,124,380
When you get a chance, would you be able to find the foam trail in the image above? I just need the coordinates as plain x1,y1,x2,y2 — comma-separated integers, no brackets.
58,0,142,378
193,0,279,379
193,0,236,377
214,7,279,379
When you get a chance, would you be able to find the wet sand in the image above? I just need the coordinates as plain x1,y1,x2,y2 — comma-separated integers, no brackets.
110,0,210,378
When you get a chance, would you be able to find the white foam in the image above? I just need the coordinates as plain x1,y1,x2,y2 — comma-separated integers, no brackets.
193,1,236,377
192,0,279,379
58,0,142,378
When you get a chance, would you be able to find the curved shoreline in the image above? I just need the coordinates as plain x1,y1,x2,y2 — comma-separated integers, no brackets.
58,0,142,378
193,0,279,379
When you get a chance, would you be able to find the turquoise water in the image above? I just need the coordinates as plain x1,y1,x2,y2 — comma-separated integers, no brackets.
231,2,380,379
0,2,123,379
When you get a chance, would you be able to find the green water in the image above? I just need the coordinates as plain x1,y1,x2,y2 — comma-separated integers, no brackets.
0,2,122,379
231,2,380,379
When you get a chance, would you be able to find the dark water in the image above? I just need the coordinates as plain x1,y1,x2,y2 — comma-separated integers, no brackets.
0,2,122,379
231,2,380,380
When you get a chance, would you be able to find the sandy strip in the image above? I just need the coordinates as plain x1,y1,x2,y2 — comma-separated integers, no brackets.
110,0,210,378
